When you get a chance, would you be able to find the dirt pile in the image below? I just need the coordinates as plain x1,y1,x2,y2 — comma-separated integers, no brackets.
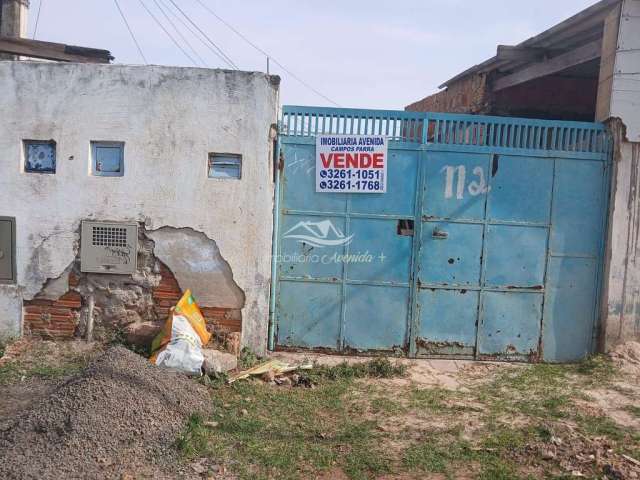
0,346,209,480
609,340,640,376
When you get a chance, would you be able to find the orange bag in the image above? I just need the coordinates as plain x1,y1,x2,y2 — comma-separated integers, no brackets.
149,290,211,373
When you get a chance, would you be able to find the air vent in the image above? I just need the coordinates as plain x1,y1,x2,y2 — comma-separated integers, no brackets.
80,221,138,274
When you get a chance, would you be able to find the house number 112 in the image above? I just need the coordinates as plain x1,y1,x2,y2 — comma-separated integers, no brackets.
441,165,490,199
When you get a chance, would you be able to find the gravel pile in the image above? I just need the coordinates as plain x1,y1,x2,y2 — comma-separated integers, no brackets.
0,346,209,480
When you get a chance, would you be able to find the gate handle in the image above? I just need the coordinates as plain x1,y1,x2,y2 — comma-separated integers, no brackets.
432,228,448,239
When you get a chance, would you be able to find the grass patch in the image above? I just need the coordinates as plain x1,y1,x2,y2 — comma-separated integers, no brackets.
574,354,616,383
402,426,533,480
409,387,455,412
576,414,629,442
403,435,474,474
0,334,17,359
0,356,85,385
369,395,406,415
624,405,640,418
306,358,407,383
178,372,402,479
176,354,632,480
238,347,260,369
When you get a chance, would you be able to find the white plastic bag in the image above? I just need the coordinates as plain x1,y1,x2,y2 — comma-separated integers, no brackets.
152,314,204,375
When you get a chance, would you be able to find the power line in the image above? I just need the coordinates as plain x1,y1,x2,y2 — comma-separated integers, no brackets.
152,0,207,67
137,0,199,66
166,0,238,70
194,0,340,107
32,0,43,39
157,0,212,66
113,0,148,64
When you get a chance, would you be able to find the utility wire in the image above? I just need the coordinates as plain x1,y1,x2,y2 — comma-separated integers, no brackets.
166,0,238,69
152,0,207,67
138,0,199,66
32,0,43,39
157,0,212,66
194,0,340,107
113,0,148,64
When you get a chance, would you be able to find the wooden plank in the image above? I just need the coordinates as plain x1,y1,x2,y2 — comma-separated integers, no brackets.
493,39,602,91
496,45,549,62
0,36,112,63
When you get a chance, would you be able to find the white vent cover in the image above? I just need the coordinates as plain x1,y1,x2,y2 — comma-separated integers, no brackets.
80,221,138,274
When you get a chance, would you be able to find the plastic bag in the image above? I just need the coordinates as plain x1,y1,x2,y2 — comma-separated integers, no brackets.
149,289,212,375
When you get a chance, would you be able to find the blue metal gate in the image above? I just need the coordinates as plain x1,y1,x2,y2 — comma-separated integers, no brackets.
270,106,611,362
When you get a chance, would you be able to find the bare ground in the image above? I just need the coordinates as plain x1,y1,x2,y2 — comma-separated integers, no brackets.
0,340,639,479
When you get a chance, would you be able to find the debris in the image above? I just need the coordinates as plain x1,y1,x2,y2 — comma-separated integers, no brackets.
202,349,237,375
240,409,248,416
149,289,212,375
275,376,292,386
609,341,640,375
0,346,208,479
191,458,209,474
227,359,312,384
204,421,219,428
623,454,640,467
261,370,276,383
541,448,556,460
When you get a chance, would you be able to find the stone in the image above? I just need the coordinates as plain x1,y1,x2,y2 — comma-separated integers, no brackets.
261,370,275,382
202,348,237,374
275,376,292,386
224,332,242,356
124,321,163,347
541,448,556,460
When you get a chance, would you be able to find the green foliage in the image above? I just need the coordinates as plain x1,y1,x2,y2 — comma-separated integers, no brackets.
238,347,259,369
306,357,407,383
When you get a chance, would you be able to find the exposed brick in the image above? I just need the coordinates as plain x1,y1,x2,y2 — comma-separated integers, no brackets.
23,299,79,339
152,262,242,334
406,73,490,114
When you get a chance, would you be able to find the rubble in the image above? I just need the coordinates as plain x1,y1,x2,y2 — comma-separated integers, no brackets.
609,341,640,375
0,346,209,480
202,349,238,375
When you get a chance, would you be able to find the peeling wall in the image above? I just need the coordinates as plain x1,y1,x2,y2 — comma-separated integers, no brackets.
609,0,640,142
147,227,244,309
600,0,640,349
0,62,279,354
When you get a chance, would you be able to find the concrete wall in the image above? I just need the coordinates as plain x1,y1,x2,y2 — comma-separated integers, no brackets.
0,62,279,354
600,0,640,349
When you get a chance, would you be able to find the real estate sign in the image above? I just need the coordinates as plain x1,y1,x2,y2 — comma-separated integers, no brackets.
316,135,387,193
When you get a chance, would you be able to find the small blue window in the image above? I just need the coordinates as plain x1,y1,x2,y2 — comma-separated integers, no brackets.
24,140,56,173
92,141,124,176
208,153,242,179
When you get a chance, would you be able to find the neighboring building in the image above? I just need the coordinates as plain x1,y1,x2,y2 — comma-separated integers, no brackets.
406,0,640,350
0,62,279,354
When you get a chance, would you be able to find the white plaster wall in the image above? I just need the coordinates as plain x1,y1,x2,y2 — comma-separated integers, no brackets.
0,62,278,353
602,0,640,348
610,0,640,141
0,285,22,338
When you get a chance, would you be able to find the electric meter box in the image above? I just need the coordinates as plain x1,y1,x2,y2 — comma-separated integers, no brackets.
0,217,16,283
80,221,138,274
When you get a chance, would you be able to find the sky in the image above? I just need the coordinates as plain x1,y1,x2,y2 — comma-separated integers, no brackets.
26,0,597,110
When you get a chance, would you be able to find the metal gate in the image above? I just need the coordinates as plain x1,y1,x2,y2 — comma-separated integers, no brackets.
269,106,611,362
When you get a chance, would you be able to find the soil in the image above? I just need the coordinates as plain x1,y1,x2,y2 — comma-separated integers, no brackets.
0,346,210,480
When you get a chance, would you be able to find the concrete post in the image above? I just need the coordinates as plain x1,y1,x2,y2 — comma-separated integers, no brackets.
0,0,29,60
